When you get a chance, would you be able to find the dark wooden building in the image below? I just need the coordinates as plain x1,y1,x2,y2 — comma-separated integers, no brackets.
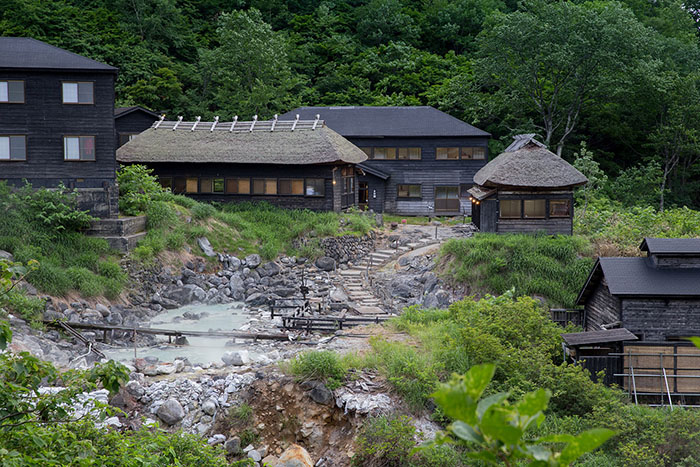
0,37,119,217
577,238,700,341
116,117,366,212
280,106,490,216
468,135,587,234
114,106,159,147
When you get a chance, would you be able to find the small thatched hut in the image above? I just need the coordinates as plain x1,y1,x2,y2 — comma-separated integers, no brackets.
467,134,587,234
117,117,367,212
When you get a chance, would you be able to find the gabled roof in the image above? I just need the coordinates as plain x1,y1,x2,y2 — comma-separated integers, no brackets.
0,37,117,72
115,106,160,119
576,257,700,305
473,136,587,189
116,119,367,165
562,328,637,347
467,186,496,201
504,134,547,152
357,163,390,180
640,238,700,255
279,106,490,138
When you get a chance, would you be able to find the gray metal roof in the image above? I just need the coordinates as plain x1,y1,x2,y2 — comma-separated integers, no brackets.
640,238,700,255
357,163,390,180
562,328,637,347
578,257,700,303
115,106,159,118
279,106,490,138
0,37,117,72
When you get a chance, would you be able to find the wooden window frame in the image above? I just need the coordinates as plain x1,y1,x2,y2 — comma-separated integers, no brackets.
372,147,397,160
436,147,459,160
305,178,325,197
226,178,251,195
63,135,95,161
185,177,198,193
252,178,277,195
360,147,373,159
499,199,522,219
159,177,173,191
549,199,571,218
397,184,421,199
118,133,138,146
173,177,186,194
0,80,25,104
0,135,27,161
523,199,546,219
461,147,486,160
62,81,94,105
200,177,214,193
278,178,305,196
398,147,422,160
212,178,224,194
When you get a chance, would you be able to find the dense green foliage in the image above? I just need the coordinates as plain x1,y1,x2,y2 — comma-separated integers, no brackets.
118,165,373,261
0,182,126,299
439,234,593,307
287,350,352,390
4,0,700,207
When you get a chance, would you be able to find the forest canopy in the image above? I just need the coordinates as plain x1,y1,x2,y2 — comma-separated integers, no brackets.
3,0,700,208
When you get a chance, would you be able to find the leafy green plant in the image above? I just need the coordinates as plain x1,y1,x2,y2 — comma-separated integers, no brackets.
117,164,167,216
287,350,348,390
427,363,615,466
15,183,94,232
354,415,420,466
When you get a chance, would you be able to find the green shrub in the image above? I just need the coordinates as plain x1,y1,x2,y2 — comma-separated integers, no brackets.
97,260,124,280
191,202,217,220
146,200,178,229
288,350,348,390
0,290,44,324
117,164,166,216
15,183,94,232
354,415,419,467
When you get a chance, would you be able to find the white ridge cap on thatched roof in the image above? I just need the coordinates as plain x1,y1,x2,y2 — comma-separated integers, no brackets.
116,119,368,165
473,135,587,189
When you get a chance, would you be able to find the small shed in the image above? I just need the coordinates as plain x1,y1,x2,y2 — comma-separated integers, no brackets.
468,134,587,234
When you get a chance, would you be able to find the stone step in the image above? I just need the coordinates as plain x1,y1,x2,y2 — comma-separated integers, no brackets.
339,269,363,276
375,249,396,255
355,305,387,315
101,232,147,253
406,243,422,249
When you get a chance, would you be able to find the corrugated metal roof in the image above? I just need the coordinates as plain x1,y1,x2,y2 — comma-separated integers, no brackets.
0,37,117,72
562,328,637,346
279,106,490,138
640,238,700,255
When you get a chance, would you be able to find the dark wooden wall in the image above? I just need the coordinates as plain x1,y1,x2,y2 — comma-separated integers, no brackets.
358,174,386,213
115,111,157,147
142,162,348,212
621,298,700,341
0,69,116,189
349,136,489,216
650,256,700,269
584,278,621,331
475,191,575,235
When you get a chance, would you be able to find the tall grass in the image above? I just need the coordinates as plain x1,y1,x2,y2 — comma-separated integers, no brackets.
438,233,593,307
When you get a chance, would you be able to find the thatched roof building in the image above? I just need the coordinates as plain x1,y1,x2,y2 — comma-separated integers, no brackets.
468,135,587,235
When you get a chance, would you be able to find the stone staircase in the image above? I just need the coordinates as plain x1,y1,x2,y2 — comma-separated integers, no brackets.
338,238,439,315
85,216,147,253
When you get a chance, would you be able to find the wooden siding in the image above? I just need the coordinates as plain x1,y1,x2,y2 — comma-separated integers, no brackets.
585,278,621,331
142,162,342,212
497,218,572,235
476,191,574,234
621,298,700,341
349,136,489,216
650,256,700,269
0,70,116,188
115,111,157,147
358,174,385,212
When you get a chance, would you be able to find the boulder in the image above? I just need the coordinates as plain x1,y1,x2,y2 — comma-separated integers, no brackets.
197,237,217,257
201,398,217,416
222,350,250,366
315,256,336,271
258,261,281,277
245,292,267,306
0,250,13,262
207,434,226,446
224,436,241,454
245,254,262,269
277,444,314,467
329,288,348,303
248,450,262,462
308,382,334,406
95,303,110,317
157,398,185,425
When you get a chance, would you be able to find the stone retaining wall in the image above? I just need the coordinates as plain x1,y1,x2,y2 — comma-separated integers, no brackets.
320,233,375,264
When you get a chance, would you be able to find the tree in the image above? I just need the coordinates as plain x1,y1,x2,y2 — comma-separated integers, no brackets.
198,9,303,119
355,0,419,47
573,142,608,218
475,0,652,156
426,364,615,466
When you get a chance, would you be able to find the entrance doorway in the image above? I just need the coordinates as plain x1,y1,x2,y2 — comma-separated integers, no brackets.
359,182,369,209
435,186,460,212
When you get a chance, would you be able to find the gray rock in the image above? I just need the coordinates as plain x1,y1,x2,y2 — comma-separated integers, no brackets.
201,398,217,416
308,382,334,406
227,256,242,270
207,434,226,446
224,437,241,454
391,283,413,299
157,398,185,425
0,250,13,262
106,311,123,326
258,261,281,277
95,303,110,317
222,350,250,366
197,237,217,257
422,293,439,309
245,292,267,306
329,288,348,302
315,256,336,271
245,254,262,269
248,450,262,462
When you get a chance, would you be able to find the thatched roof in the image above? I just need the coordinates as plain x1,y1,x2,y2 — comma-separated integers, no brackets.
116,121,367,165
473,137,587,189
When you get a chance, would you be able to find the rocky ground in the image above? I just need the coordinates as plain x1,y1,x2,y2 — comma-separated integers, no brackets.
3,222,476,466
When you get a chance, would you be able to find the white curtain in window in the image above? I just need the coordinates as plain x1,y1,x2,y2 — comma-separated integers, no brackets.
63,83,78,103
64,137,80,160
0,137,9,159
0,82,7,102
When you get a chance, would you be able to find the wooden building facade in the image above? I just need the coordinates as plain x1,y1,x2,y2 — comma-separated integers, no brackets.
116,117,366,212
280,106,490,216
0,37,119,217
114,106,159,148
468,135,587,235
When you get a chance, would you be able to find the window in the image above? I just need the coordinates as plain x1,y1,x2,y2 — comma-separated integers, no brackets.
305,178,325,197
461,147,486,160
436,147,459,160
398,147,421,160
213,178,224,193
173,177,186,193
0,136,26,161
397,184,421,198
200,178,213,193
226,178,250,194
360,147,372,158
118,133,137,146
185,178,198,193
62,82,93,104
0,81,24,103
159,177,172,191
373,147,396,160
253,178,277,195
549,199,571,218
524,199,546,218
279,179,304,195
63,136,95,161
499,199,521,219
